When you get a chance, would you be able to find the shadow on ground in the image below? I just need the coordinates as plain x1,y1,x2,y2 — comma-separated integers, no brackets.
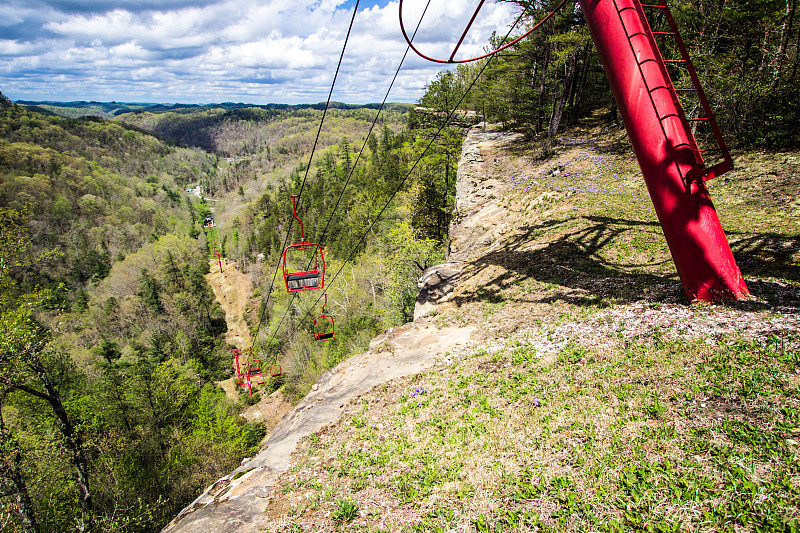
451,216,800,310
731,232,800,281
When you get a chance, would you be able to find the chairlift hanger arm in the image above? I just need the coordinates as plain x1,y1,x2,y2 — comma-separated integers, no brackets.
450,0,487,62
399,0,569,64
291,194,304,241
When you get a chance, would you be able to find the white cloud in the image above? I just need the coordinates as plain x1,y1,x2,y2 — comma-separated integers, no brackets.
109,42,153,60
0,40,48,57
45,8,218,50
206,36,324,69
3,0,524,104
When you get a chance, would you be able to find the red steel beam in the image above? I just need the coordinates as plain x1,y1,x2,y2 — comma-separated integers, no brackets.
578,0,749,301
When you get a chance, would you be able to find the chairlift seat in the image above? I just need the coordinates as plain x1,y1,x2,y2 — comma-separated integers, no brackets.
283,247,324,292
270,364,282,377
313,313,335,342
282,194,325,293
285,270,321,291
246,359,263,385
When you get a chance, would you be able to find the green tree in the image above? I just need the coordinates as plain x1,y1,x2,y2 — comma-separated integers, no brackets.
384,222,444,322
0,207,94,531
138,269,163,314
0,388,37,533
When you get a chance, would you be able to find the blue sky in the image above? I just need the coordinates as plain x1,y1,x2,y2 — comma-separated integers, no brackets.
0,0,518,105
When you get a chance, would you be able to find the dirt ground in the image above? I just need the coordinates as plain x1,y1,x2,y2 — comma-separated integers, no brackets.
206,258,293,425
206,256,253,351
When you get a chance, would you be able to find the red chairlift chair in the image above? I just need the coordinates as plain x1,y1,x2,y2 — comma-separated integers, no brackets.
269,363,282,378
313,293,335,342
246,358,264,385
282,195,324,293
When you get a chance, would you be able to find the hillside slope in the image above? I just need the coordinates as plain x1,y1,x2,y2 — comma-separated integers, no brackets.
164,119,800,532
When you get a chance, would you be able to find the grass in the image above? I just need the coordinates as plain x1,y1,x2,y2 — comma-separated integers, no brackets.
331,497,359,524
272,330,800,532
259,121,800,532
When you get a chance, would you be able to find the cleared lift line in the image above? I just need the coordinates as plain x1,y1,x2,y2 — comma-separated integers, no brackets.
256,0,436,368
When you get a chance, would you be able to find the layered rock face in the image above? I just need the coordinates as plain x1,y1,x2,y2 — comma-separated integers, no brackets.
415,126,524,320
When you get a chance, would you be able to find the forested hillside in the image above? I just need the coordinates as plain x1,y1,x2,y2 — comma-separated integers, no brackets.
2,0,799,530
0,92,268,531
206,109,463,403
117,105,409,197
0,89,462,531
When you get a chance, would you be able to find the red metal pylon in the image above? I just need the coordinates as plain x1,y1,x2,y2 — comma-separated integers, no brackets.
578,0,748,301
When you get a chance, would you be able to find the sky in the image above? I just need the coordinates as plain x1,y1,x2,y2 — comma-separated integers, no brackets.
0,0,521,105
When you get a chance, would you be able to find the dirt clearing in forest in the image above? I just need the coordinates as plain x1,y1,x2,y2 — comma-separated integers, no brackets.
206,258,293,425
206,257,254,351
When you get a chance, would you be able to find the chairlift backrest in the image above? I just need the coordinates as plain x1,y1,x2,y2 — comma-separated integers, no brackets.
247,358,262,377
313,316,335,341
282,195,324,293
313,293,335,341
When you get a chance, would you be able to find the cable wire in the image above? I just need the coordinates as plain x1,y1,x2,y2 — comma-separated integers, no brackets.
264,1,537,359
249,0,360,358
257,0,431,357
260,0,434,355
316,0,433,247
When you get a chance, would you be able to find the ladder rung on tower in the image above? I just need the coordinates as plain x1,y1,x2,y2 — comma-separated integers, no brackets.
614,0,733,185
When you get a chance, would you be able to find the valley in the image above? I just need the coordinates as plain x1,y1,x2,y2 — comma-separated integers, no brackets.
2,2,800,528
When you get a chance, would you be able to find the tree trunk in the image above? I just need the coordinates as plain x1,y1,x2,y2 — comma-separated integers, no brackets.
775,0,797,83
38,377,93,532
442,158,450,241
566,44,583,113
570,42,593,124
794,16,800,80
11,371,93,532
0,396,38,533
536,44,551,134
549,43,580,141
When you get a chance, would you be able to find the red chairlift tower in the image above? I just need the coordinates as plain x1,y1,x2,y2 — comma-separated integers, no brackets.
229,347,242,378
578,0,748,301
215,250,223,274
399,0,749,302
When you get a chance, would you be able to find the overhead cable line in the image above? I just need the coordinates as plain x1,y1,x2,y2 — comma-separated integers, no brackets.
261,0,433,358
315,0,434,248
264,0,537,356
287,0,433,290
399,0,569,63
249,0,360,351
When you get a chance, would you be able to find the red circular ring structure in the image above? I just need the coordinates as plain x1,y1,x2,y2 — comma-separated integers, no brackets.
399,0,569,64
